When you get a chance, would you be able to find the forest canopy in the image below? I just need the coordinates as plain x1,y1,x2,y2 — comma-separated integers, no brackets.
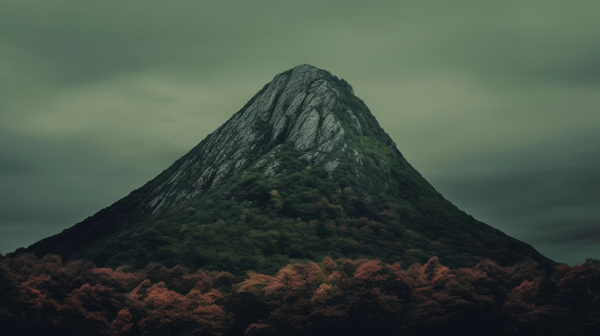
1,254,598,336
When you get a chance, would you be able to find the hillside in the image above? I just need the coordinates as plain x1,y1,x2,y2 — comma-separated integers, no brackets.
24,64,554,275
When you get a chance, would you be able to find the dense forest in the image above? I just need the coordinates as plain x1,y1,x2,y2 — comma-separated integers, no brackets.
1,254,598,335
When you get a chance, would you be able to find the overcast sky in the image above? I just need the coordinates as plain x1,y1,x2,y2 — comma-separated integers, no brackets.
1,0,599,265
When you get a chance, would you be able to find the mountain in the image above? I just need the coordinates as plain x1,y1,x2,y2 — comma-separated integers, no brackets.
24,64,555,274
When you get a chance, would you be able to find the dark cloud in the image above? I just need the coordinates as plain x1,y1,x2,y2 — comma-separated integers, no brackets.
426,129,600,264
0,128,172,252
0,158,35,175
545,222,600,245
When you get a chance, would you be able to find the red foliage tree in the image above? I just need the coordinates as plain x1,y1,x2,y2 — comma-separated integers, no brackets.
133,281,227,336
2,253,600,336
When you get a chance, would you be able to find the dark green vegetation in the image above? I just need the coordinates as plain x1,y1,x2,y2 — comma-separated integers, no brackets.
82,160,547,275
2,254,599,336
21,64,553,275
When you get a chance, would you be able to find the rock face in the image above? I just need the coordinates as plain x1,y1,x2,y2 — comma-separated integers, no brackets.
146,64,389,214
25,64,555,274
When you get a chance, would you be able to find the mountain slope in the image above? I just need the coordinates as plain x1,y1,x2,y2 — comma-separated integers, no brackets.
25,64,555,274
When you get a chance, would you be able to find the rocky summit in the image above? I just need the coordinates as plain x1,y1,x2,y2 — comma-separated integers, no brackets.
146,64,376,213
25,64,554,274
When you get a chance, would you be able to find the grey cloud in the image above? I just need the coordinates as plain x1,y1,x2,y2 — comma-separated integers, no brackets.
0,158,35,175
552,225,600,245
0,128,173,253
426,130,600,264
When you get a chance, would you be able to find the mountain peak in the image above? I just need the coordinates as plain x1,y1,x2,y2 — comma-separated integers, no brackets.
25,65,555,274
279,63,354,94
144,64,383,213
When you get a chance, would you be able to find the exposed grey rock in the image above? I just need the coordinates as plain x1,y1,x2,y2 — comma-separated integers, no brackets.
142,64,396,213
263,161,280,178
346,110,363,134
351,148,363,164
322,160,340,174
377,157,391,175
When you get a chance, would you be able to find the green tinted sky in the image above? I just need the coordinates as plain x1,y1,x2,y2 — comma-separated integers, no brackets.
1,0,599,264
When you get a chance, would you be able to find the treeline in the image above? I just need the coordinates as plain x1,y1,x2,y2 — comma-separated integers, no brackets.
1,254,599,336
